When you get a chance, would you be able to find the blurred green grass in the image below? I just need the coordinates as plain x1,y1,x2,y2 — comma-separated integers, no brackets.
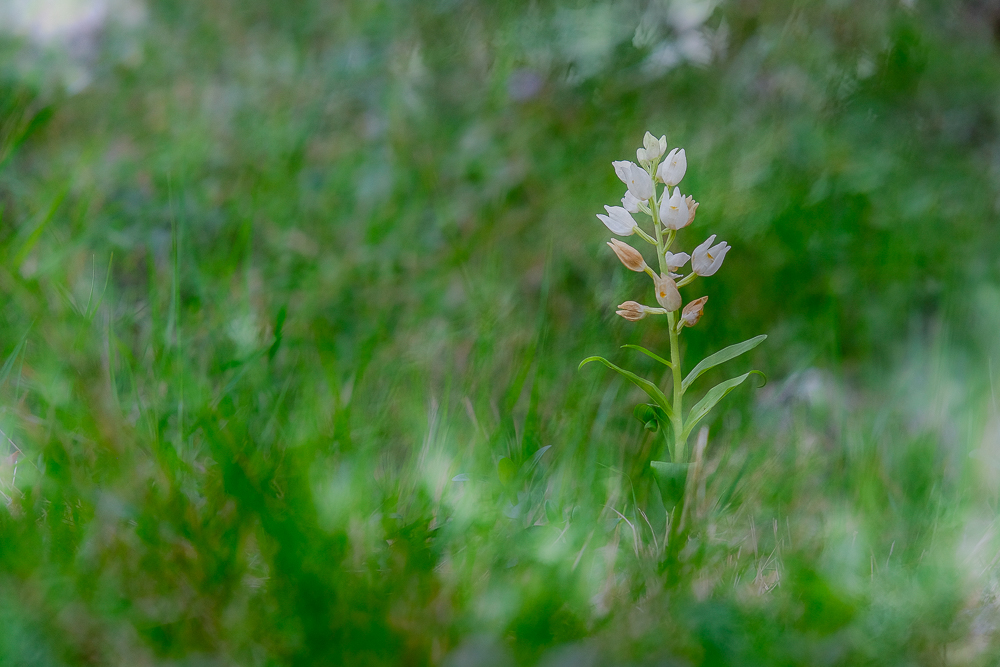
2,0,1000,664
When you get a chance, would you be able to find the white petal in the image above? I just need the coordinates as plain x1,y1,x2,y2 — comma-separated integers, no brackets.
612,160,633,184
622,191,641,213
659,188,689,230
625,163,654,201
664,251,691,271
656,148,688,186
598,206,636,236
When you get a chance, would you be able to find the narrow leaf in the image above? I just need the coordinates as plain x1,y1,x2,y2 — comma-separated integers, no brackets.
681,370,765,442
621,344,672,369
681,334,766,393
579,356,674,420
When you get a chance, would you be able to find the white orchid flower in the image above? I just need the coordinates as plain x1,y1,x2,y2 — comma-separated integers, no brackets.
664,251,690,273
656,148,687,186
612,160,654,201
692,234,731,276
597,205,637,236
658,188,690,230
621,191,642,213
636,132,668,163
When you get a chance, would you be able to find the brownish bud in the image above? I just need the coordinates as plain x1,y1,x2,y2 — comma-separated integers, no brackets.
680,296,708,328
607,239,648,272
685,196,699,227
653,273,682,311
616,301,647,322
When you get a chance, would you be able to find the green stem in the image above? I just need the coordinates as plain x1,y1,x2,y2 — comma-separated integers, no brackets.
649,185,685,461
667,310,684,461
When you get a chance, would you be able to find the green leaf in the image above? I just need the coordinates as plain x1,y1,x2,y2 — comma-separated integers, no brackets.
681,371,765,442
681,334,767,394
497,457,517,486
579,356,674,420
651,461,689,510
621,344,672,369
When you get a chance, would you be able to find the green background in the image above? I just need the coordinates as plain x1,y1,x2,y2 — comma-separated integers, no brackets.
2,0,1000,664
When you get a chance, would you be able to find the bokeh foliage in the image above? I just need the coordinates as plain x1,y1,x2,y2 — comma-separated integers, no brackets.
2,0,1000,664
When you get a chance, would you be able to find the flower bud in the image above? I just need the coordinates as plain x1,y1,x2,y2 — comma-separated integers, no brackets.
637,132,667,162
658,188,690,230
616,301,647,322
692,234,731,276
684,196,699,227
664,251,690,272
653,273,682,311
613,160,654,201
656,148,687,186
680,296,708,328
607,239,648,272
597,205,637,236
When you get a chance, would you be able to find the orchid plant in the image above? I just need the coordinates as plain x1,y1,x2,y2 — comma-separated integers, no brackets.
581,132,765,502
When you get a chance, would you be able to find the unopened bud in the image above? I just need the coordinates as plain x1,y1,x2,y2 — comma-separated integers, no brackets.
607,239,647,272
653,273,682,311
679,296,708,328
684,196,699,227
616,301,647,322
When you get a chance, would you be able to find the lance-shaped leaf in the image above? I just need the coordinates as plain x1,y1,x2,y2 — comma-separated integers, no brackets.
579,356,674,420
680,370,765,442
681,334,767,394
621,344,672,368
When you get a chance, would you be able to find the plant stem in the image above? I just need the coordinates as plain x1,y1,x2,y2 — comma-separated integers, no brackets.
667,310,684,461
649,184,684,461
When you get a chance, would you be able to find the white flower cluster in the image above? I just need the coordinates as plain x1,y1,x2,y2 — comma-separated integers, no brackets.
596,132,730,331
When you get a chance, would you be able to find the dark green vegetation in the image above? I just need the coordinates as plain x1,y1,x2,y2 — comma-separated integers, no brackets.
2,1,1000,664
